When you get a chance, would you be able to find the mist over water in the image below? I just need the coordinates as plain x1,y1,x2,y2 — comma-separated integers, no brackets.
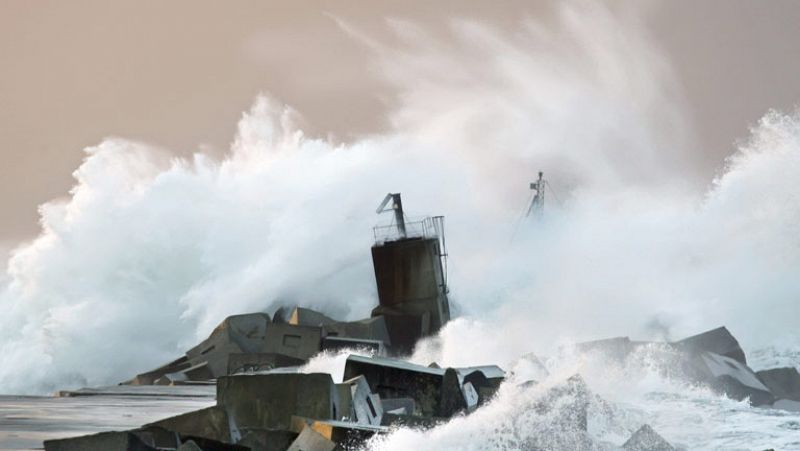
0,3,799,447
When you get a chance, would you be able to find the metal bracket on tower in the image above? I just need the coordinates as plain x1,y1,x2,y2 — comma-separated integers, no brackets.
376,193,406,238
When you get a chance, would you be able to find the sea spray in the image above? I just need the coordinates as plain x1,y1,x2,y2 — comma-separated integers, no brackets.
0,2,797,423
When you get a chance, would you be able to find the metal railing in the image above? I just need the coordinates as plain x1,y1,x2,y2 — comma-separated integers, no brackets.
372,216,440,244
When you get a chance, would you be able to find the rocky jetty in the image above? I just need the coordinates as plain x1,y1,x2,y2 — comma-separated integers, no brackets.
45,307,800,451
41,198,798,450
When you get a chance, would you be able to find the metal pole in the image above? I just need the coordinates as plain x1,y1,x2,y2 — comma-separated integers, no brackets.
392,193,407,238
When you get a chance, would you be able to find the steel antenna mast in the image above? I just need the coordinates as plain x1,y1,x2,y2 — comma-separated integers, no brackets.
526,171,545,219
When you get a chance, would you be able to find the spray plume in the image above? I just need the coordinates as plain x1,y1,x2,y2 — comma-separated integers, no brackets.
0,3,797,413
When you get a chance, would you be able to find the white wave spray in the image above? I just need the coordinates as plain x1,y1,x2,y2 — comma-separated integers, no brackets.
0,2,799,447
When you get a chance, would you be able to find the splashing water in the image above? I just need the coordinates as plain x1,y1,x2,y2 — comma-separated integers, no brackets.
1,2,799,449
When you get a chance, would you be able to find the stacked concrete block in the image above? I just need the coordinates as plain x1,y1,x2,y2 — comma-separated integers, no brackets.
343,355,504,420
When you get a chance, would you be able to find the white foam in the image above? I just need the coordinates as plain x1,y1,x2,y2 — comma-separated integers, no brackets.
1,3,799,448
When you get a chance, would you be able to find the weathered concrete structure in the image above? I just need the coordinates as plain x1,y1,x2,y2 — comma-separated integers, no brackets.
286,427,335,451
46,324,800,450
236,430,297,451
622,424,676,451
217,373,335,431
342,355,504,419
369,233,450,354
572,327,783,408
756,367,800,402
674,326,747,365
44,431,157,451
47,193,800,450
342,375,383,426
186,314,273,377
147,406,233,443
344,355,446,417
121,196,453,390
321,316,391,347
680,351,774,406
290,417,388,449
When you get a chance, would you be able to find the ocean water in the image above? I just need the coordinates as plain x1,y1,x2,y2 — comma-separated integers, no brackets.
302,346,800,450
1,2,799,448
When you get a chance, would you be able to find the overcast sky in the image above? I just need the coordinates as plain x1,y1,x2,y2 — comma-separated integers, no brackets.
1,0,799,244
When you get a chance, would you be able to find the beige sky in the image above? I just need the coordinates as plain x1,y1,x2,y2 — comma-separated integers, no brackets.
1,0,799,244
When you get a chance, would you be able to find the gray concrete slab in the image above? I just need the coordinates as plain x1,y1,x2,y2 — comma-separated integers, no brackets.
0,394,213,450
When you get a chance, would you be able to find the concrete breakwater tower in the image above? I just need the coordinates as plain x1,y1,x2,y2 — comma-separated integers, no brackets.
121,192,453,386
370,193,451,354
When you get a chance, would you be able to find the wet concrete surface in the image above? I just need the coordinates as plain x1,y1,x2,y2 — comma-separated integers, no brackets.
0,386,215,450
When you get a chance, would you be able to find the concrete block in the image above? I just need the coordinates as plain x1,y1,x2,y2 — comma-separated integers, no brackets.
462,382,479,412
261,323,322,361
291,417,388,449
376,313,431,356
772,399,800,412
344,355,445,417
146,406,232,443
380,398,415,415
128,426,179,449
438,368,468,417
227,353,306,375
177,437,250,450
236,429,298,451
272,306,291,323
186,313,272,377
177,441,203,451
322,316,391,346
155,361,215,385
343,375,383,426
477,385,500,404
458,367,505,406
289,307,337,326
674,326,747,365
456,366,505,387
334,383,354,421
622,424,676,451
756,367,800,402
286,427,336,451
126,356,192,385
381,413,444,428
682,351,774,406
343,355,493,419
43,431,157,451
217,373,335,430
